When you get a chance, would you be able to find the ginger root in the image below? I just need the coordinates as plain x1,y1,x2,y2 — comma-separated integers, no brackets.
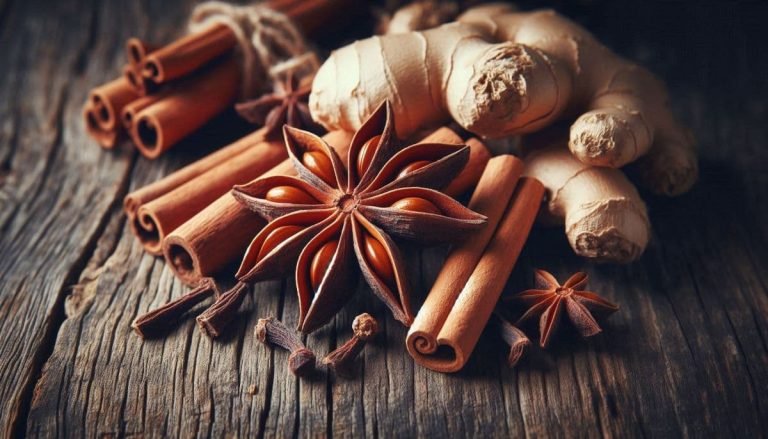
521,129,650,262
310,3,697,196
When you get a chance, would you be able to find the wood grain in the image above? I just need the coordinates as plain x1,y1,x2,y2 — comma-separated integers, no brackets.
0,0,765,437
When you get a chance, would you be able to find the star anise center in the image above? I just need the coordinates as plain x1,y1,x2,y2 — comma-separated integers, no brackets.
554,287,573,297
337,194,360,213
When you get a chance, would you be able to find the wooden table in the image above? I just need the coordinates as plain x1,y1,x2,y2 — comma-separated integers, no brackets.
1,0,766,436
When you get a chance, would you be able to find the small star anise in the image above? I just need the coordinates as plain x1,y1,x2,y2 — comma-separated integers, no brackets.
231,101,487,333
513,269,619,348
235,72,323,138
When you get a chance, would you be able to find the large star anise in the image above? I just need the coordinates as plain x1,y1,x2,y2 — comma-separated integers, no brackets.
235,72,322,138
231,101,487,333
514,269,619,348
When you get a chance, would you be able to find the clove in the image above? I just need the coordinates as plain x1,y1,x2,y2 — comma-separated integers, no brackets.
493,312,530,367
255,317,316,377
323,313,378,377
132,277,219,338
196,282,249,338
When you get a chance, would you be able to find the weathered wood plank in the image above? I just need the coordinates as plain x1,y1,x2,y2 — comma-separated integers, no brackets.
0,0,139,435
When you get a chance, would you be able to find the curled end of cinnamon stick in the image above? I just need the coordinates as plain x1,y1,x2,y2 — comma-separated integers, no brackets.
164,237,203,286
133,114,163,159
129,207,164,255
83,103,119,149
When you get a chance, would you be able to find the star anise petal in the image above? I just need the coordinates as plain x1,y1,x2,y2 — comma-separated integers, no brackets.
534,269,561,290
296,215,358,333
564,298,603,338
235,95,285,124
362,143,470,196
346,101,398,190
359,187,486,242
515,295,556,325
539,297,564,348
236,209,338,282
351,212,413,325
572,291,620,314
284,126,346,191
563,271,588,289
263,103,289,138
232,175,332,220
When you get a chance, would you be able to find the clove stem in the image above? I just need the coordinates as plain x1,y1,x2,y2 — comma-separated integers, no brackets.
196,282,249,338
132,277,219,338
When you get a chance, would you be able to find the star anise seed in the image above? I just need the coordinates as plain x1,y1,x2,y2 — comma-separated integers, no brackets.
512,269,619,348
232,101,487,333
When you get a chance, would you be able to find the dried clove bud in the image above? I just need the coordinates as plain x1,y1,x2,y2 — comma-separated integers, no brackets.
323,313,379,377
256,317,316,377
493,312,530,367
132,277,219,338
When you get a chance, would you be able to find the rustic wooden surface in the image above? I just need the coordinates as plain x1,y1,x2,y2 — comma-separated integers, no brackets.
1,0,766,437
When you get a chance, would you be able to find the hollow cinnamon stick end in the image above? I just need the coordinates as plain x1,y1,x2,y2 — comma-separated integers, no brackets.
83,102,120,149
133,114,165,159
163,236,204,286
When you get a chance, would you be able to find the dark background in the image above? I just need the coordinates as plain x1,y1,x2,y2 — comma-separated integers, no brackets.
0,0,766,437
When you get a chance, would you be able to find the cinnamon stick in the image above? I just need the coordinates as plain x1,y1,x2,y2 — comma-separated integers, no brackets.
131,134,287,254
161,127,489,285
121,92,166,131
406,156,544,373
131,57,240,158
142,23,237,84
88,77,139,136
126,38,156,66
83,101,120,149
124,128,268,218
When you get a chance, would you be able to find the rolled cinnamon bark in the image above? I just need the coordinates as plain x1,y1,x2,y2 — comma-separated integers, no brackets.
126,38,156,66
143,23,237,84
131,57,240,158
88,76,139,136
163,130,353,284
83,102,120,149
121,92,166,131
132,136,287,254
406,157,544,373
124,129,268,218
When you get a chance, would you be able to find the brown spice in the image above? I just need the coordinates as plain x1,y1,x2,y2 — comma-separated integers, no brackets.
231,101,486,333
512,270,619,348
236,72,323,138
492,312,530,367
323,313,378,377
255,317,316,377
132,278,220,338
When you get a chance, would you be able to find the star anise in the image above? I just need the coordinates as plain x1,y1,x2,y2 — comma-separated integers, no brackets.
235,72,322,138
231,101,487,333
513,269,619,348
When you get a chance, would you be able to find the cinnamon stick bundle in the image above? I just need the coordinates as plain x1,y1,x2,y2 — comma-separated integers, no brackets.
163,127,490,285
132,57,240,158
129,130,287,254
406,156,544,373
84,0,357,158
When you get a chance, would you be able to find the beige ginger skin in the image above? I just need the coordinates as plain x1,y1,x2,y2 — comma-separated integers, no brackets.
521,130,650,262
310,3,697,197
